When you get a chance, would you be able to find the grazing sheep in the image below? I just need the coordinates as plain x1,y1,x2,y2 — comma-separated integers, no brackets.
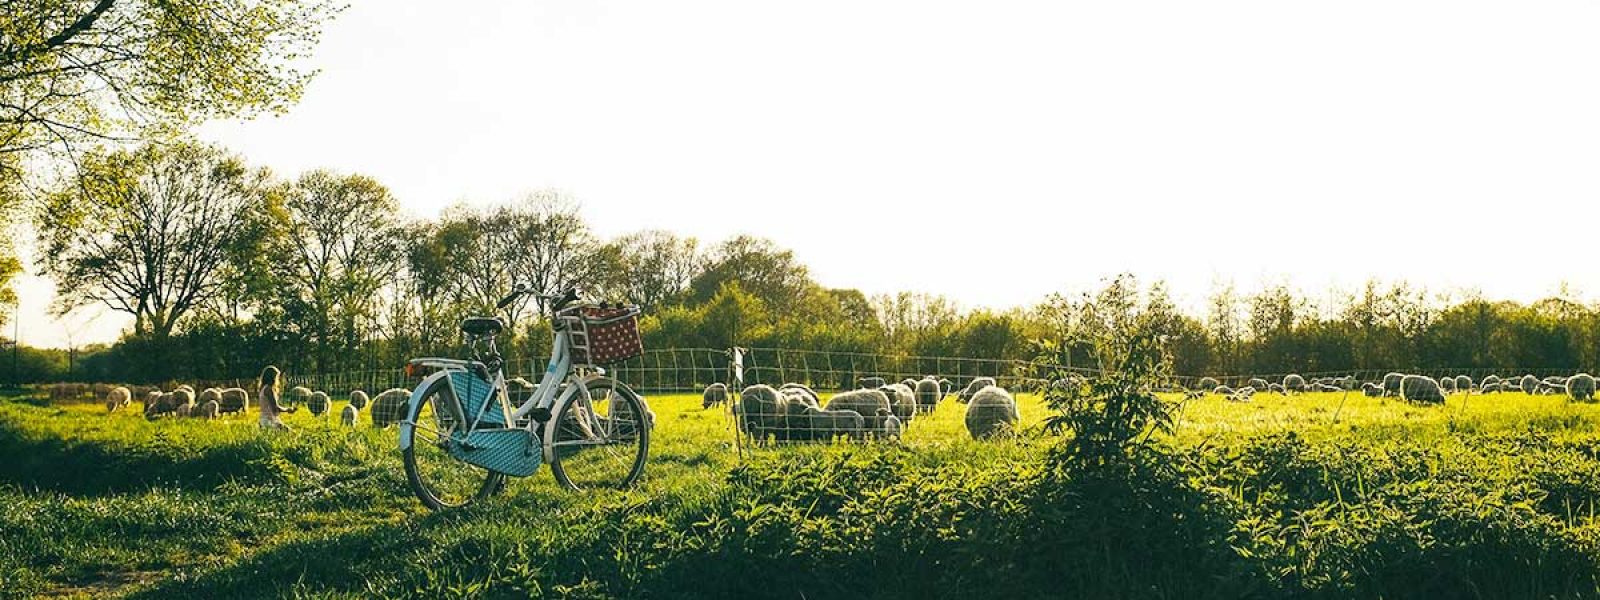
825,389,893,433
347,389,370,411
914,377,942,412
174,402,193,418
171,387,195,408
959,377,997,403
1212,385,1235,395
777,385,819,412
1268,383,1286,394
1400,375,1446,405
737,385,788,441
1248,378,1270,392
286,386,313,408
341,404,359,426
702,383,729,408
1283,374,1307,394
1482,375,1502,388
1382,373,1405,397
779,383,821,409
965,386,1019,439
194,399,220,419
900,378,918,391
1440,377,1456,393
938,378,954,396
801,406,866,441
143,391,167,417
1196,377,1220,391
307,391,331,416
1566,373,1596,402
198,387,222,406
881,383,917,422
370,388,412,427
858,376,887,389
105,386,132,413
1520,375,1540,394
1362,382,1383,397
1313,383,1342,392
1227,387,1256,402
176,384,196,395
1454,375,1473,391
217,388,249,415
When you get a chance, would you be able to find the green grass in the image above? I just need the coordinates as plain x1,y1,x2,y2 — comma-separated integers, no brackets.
5,388,1600,598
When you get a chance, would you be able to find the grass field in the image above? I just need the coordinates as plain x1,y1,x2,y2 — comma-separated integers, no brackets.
6,387,1600,598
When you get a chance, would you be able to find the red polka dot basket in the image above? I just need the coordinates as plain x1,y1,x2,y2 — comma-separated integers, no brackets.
566,305,644,366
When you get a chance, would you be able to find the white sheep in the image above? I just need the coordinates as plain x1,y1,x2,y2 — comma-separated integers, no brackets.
1283,374,1307,394
702,383,729,408
965,385,1019,440
959,377,997,403
880,383,917,423
914,377,942,412
824,389,893,434
105,386,131,413
219,388,250,415
307,391,331,416
194,399,220,419
1400,375,1446,404
1566,373,1596,402
341,404,359,426
370,388,412,427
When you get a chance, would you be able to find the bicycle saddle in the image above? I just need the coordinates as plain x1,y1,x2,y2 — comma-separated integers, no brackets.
460,316,505,337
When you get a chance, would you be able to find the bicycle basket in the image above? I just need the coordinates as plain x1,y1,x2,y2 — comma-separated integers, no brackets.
570,306,643,365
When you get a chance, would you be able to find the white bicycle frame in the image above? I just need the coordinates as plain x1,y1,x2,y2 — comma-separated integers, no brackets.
398,310,623,464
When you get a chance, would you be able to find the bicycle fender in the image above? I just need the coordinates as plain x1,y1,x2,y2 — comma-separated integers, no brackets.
399,370,455,451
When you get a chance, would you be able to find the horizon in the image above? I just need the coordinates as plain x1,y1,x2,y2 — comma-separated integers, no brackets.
10,0,1600,348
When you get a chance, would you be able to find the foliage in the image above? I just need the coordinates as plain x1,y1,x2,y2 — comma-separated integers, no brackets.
34,140,274,338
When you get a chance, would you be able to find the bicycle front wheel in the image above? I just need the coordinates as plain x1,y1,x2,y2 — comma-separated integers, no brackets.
403,376,505,510
549,379,650,491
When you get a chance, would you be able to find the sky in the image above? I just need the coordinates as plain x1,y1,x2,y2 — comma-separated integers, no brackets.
10,0,1600,349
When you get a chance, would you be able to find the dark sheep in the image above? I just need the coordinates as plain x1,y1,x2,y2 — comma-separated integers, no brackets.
858,377,887,389
702,383,729,408
880,383,917,423
914,378,942,412
1400,375,1446,405
1248,378,1270,392
959,377,997,404
1382,372,1405,397
1362,382,1382,397
1283,374,1307,394
825,389,893,433
1566,373,1596,402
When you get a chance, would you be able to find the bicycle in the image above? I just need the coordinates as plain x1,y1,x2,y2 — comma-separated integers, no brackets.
398,286,652,510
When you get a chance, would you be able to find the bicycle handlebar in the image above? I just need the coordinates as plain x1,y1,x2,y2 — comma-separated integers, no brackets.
495,285,581,312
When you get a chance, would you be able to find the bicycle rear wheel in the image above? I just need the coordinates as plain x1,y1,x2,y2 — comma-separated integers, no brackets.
403,376,505,510
549,378,650,491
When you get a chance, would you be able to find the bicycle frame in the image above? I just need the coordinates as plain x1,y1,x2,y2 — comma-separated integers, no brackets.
398,312,611,465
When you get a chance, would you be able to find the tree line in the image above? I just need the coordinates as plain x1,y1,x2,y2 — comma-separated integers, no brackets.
4,140,1600,384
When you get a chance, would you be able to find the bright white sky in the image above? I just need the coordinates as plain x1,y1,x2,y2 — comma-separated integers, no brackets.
11,0,1600,348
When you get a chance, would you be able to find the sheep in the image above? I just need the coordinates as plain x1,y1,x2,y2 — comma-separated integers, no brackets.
341,404,359,426
1400,375,1446,405
965,385,1019,439
1337,376,1357,390
702,383,729,408
142,391,167,416
1212,385,1235,396
287,386,313,407
176,384,196,395
938,378,954,396
347,389,370,411
1248,378,1270,392
1500,380,1517,393
370,388,412,427
216,388,249,415
1482,375,1502,388
1566,373,1596,402
737,385,787,441
914,377,942,412
1440,377,1456,393
174,402,193,418
1196,377,1220,391
900,378,918,391
1183,390,1204,401
307,391,331,416
959,377,997,403
198,387,222,406
1382,372,1405,397
194,399,220,419
1283,374,1307,394
105,386,132,413
1454,375,1473,391
1227,387,1255,402
1519,375,1540,394
800,406,866,441
779,383,821,409
882,411,904,438
1313,383,1342,392
1362,382,1383,397
171,387,195,408
858,376,887,389
881,383,917,422
825,388,893,433
1268,383,1286,394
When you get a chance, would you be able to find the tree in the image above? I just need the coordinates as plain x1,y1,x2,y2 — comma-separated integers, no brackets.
0,0,338,176
689,235,813,311
272,169,402,371
614,229,701,310
501,192,612,316
34,140,270,337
